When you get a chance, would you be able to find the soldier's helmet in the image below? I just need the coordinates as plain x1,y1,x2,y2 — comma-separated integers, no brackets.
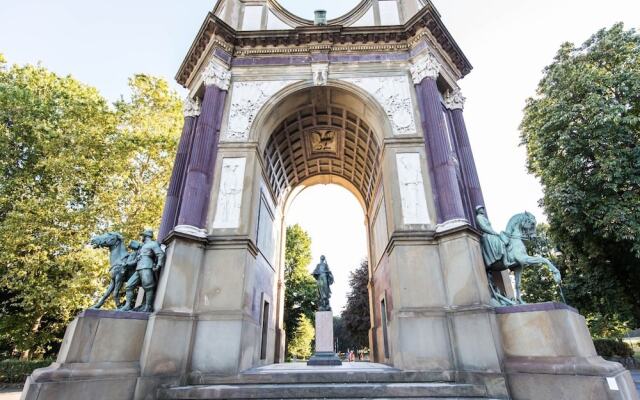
140,229,154,239
129,240,142,250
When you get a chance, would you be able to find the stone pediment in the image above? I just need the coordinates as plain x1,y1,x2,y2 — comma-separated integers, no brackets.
176,3,472,87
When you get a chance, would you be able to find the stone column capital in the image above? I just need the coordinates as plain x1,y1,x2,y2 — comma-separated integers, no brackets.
444,89,466,111
202,61,231,91
183,96,201,118
410,52,441,84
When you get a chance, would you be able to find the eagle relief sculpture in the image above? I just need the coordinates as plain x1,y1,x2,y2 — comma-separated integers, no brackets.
310,129,337,153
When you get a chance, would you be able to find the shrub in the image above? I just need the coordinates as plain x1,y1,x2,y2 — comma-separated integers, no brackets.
593,339,634,358
0,359,52,384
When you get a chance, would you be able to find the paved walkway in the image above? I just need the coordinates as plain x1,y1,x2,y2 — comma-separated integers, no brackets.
0,389,20,400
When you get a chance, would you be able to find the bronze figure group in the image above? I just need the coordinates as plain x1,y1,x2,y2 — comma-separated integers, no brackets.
90,229,165,313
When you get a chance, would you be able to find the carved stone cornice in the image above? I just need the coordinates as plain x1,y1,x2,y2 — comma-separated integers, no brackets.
202,61,231,90
444,89,465,110
410,52,440,84
183,97,201,118
176,6,473,87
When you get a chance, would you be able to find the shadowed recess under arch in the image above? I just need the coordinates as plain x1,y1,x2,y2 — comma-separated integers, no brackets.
263,86,382,207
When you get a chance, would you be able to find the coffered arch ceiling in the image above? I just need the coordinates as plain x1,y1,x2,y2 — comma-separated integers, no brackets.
263,86,382,208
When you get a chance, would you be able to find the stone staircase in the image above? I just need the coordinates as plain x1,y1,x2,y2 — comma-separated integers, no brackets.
157,363,497,399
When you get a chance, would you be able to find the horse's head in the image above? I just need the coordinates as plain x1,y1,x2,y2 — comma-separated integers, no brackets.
506,212,538,239
90,232,124,249
521,212,537,238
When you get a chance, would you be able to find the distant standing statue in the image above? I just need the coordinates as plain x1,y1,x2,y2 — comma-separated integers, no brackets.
312,255,334,311
475,206,565,305
120,229,165,313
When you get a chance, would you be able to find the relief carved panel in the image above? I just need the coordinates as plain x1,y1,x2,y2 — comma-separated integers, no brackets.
343,76,418,136
213,157,247,229
396,153,431,225
303,127,343,160
223,80,296,142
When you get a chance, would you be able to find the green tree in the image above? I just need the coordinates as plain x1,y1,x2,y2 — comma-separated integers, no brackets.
0,57,182,358
0,59,118,358
333,316,357,354
521,224,564,304
520,24,640,336
341,260,370,350
284,224,316,354
287,314,314,360
105,75,182,238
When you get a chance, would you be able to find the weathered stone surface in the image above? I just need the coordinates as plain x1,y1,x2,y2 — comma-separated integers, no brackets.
314,311,334,353
498,304,639,400
21,310,148,400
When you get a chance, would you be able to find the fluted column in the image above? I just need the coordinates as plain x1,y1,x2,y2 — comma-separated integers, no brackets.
410,53,466,223
158,97,201,241
445,89,486,211
177,61,231,230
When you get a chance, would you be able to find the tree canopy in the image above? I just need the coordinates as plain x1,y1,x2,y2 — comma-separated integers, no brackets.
287,314,314,360
340,260,370,350
520,23,640,336
283,224,316,357
0,56,182,358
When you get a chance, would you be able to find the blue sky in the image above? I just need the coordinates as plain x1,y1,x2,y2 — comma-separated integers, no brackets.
2,0,640,310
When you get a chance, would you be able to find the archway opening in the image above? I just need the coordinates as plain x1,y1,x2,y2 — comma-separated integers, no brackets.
258,85,386,363
284,183,368,359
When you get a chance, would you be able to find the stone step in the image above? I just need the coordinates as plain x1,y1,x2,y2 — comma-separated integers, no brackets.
193,370,453,386
158,382,489,399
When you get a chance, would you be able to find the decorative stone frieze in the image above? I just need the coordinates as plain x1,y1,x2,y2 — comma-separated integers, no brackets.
223,80,296,141
182,97,201,118
410,52,441,84
202,61,231,90
176,7,475,86
311,63,328,86
444,89,465,110
343,76,417,136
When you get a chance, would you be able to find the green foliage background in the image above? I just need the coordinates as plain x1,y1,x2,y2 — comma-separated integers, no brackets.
0,56,182,358
283,224,316,358
287,314,314,360
521,23,640,337
340,260,370,350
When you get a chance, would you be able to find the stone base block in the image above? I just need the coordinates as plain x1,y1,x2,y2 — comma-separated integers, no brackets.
307,352,342,366
21,362,140,400
497,303,640,400
506,365,638,400
314,311,334,353
21,309,148,400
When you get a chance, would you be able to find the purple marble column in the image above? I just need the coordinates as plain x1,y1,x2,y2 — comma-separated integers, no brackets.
411,54,466,223
176,62,230,229
446,90,486,211
158,100,199,241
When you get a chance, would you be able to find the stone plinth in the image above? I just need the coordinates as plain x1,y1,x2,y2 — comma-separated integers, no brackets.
307,311,341,366
497,303,639,400
21,309,148,400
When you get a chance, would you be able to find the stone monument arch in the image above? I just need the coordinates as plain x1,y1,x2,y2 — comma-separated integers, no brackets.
21,1,640,399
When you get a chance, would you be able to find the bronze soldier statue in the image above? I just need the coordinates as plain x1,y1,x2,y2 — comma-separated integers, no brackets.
312,255,334,311
120,229,165,313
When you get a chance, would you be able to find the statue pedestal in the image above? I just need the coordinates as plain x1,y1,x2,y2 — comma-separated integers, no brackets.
497,302,639,400
21,309,149,400
307,311,341,366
